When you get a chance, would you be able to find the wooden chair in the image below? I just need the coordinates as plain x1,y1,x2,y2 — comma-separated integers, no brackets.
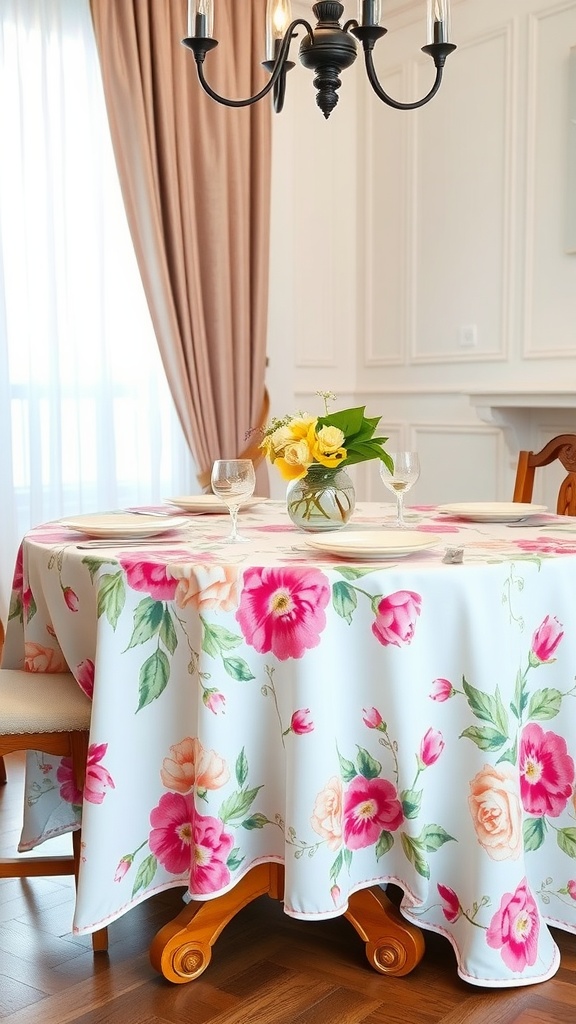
513,434,576,514
0,666,108,951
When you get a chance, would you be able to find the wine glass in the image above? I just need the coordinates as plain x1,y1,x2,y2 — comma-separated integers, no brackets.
379,452,421,528
211,459,256,543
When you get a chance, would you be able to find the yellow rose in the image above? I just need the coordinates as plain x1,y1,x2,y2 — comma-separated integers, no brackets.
316,425,345,453
274,439,313,480
287,416,316,441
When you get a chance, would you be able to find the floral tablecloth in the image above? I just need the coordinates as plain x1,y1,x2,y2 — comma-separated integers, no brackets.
5,500,576,988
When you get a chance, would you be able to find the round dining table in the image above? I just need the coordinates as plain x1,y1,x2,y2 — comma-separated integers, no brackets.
4,498,576,988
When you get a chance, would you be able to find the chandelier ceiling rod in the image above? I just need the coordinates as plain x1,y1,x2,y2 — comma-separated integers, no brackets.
183,1,456,119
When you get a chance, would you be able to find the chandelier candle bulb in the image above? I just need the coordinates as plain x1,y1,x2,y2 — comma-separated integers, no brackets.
427,0,451,45
266,0,292,61
359,0,381,27
187,0,213,39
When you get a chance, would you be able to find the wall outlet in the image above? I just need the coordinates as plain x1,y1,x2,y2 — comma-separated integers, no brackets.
458,324,478,348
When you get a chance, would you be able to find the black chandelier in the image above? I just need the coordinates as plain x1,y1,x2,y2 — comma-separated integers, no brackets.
183,1,456,119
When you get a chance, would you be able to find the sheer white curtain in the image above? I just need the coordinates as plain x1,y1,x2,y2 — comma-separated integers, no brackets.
0,0,196,621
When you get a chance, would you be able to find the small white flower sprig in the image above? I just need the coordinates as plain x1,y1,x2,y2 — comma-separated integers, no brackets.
259,390,393,482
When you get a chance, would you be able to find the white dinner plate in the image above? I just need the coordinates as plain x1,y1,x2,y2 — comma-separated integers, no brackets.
436,502,548,523
59,513,188,540
304,531,438,560
165,494,266,513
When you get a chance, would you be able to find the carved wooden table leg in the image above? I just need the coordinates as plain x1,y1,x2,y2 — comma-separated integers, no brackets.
344,885,425,976
150,862,285,983
150,866,425,984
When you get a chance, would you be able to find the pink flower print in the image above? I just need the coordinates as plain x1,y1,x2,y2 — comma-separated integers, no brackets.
529,615,564,666
22,587,34,618
289,708,314,735
519,723,574,817
437,883,460,923
203,689,226,715
363,707,384,729
568,880,576,900
517,538,576,556
114,856,132,882
12,543,24,592
57,742,114,805
236,566,330,660
343,775,404,850
372,591,422,648
430,677,454,702
119,553,180,600
149,792,194,874
331,885,341,905
419,728,444,767
191,813,234,894
486,878,539,972
76,659,95,699
63,586,79,611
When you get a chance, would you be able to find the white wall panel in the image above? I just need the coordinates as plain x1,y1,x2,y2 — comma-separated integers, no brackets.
524,2,576,357
412,25,514,362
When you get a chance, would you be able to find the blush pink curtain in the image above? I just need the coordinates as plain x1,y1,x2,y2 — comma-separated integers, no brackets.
89,0,271,490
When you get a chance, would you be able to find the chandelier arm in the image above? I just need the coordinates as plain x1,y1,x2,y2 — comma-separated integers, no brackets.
363,48,444,111
190,19,314,109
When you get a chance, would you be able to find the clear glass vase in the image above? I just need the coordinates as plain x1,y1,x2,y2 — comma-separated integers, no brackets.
286,465,355,532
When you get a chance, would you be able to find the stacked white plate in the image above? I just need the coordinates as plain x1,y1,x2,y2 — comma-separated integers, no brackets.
436,502,547,523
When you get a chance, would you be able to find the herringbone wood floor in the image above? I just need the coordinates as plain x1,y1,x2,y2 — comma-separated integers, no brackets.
1,753,576,1024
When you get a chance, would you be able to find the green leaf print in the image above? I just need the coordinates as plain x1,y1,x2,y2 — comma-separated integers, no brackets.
418,824,456,852
227,848,245,871
330,850,344,885
523,816,547,852
496,739,518,766
400,788,422,820
223,656,255,681
81,554,110,581
375,830,394,859
202,621,242,658
356,746,382,780
527,688,563,722
337,567,382,581
137,648,170,710
219,786,263,824
242,813,270,830
126,597,165,649
401,834,430,879
557,828,576,858
236,748,249,788
462,678,509,735
160,607,178,655
131,853,158,897
338,751,357,783
460,725,507,751
97,571,126,629
332,581,358,624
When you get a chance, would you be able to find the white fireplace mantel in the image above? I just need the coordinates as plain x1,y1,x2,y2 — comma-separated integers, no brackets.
467,390,576,452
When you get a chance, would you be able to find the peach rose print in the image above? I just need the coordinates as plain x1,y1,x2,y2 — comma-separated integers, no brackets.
160,737,230,795
171,563,240,613
24,641,68,673
310,776,343,850
468,764,522,861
